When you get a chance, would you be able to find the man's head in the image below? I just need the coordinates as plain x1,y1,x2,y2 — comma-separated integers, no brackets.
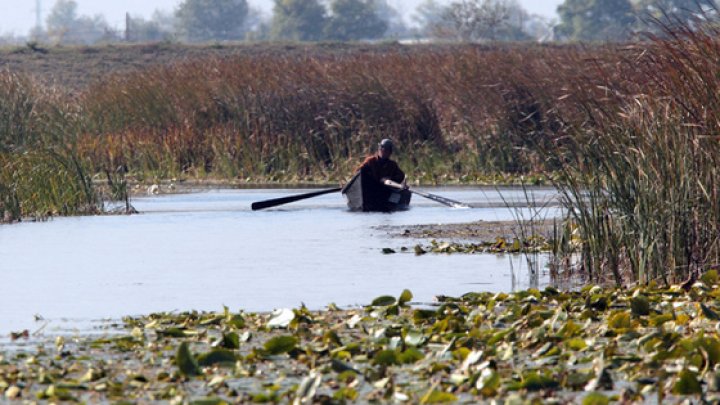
378,138,393,159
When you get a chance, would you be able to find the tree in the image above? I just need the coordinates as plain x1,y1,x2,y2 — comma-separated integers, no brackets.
175,0,249,42
271,0,327,41
127,15,173,42
555,0,636,41
634,0,718,29
432,0,530,41
325,0,388,41
375,0,411,39
413,0,447,37
46,0,115,45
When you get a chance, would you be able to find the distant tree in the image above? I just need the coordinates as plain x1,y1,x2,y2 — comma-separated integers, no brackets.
270,0,327,41
432,0,530,41
46,0,116,45
175,0,249,42
634,0,718,29
413,0,447,37
375,0,412,39
325,0,388,41
555,0,636,41
127,15,173,42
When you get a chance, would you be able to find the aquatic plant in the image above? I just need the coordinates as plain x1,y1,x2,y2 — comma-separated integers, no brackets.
3,284,720,402
544,23,720,286
0,148,100,221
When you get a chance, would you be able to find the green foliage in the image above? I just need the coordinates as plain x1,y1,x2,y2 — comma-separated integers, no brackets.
176,0,250,42
324,0,388,41
46,0,115,45
176,342,201,376
555,0,636,41
263,335,298,355
271,0,327,41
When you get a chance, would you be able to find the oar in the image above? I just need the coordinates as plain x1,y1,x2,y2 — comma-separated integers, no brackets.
251,187,342,211
384,180,470,209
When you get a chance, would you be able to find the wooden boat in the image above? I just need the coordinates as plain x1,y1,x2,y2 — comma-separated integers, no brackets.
341,170,411,212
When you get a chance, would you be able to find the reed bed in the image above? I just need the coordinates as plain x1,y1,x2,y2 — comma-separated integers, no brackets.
545,26,720,286
74,44,611,184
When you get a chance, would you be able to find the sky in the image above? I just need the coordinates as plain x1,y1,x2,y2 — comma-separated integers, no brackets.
0,0,564,36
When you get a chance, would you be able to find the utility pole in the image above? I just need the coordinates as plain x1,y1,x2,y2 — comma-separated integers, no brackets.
31,0,42,40
35,0,42,31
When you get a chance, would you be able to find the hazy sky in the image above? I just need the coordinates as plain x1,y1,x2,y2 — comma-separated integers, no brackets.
0,0,563,36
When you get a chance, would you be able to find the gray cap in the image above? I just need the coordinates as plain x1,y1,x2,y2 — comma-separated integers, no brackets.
379,138,394,150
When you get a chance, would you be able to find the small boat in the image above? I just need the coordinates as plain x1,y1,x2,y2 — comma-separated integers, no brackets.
341,170,411,212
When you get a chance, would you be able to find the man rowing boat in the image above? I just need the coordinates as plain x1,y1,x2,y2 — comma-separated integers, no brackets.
342,138,411,212
357,138,408,190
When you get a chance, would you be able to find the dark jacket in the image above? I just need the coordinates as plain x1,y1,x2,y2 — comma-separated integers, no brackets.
358,155,405,184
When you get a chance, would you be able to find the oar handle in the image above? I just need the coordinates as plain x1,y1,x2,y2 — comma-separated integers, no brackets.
383,179,407,190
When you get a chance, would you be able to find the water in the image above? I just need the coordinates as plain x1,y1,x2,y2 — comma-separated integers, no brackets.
0,187,559,336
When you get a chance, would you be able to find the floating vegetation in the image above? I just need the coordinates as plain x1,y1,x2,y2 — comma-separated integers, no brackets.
4,282,720,402
387,237,552,256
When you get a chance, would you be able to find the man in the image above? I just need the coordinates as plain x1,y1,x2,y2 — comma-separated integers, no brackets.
358,138,407,189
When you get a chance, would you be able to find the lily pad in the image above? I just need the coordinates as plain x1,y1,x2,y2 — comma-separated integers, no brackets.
672,369,702,395
263,335,298,355
398,289,413,306
371,295,397,307
175,342,200,376
197,349,237,367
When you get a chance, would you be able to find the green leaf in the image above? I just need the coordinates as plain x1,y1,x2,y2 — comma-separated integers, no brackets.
702,269,718,285
220,332,240,349
264,335,298,355
197,349,237,367
582,392,609,405
157,327,187,338
373,350,399,366
227,314,245,329
398,348,424,364
608,311,632,330
420,390,457,404
190,398,228,405
176,342,201,376
630,296,651,316
371,295,397,307
672,369,702,395
698,337,720,366
399,289,413,306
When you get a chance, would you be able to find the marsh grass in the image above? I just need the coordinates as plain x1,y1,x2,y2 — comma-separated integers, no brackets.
542,23,720,286
0,149,100,221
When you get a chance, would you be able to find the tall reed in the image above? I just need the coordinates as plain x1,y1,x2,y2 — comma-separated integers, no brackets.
546,25,720,285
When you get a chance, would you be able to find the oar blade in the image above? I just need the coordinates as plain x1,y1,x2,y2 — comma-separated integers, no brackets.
251,187,341,211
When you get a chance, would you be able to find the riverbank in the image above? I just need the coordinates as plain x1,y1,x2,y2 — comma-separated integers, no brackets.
2,284,717,402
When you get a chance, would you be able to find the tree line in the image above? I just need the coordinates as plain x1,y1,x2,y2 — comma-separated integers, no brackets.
2,0,718,46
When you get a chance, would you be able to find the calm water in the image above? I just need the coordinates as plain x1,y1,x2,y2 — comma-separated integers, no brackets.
0,187,558,336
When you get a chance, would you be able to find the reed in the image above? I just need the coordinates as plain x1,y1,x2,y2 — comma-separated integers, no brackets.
0,148,100,221
73,45,603,183
544,24,720,286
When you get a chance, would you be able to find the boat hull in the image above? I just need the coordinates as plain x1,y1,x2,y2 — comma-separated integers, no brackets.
342,170,411,212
